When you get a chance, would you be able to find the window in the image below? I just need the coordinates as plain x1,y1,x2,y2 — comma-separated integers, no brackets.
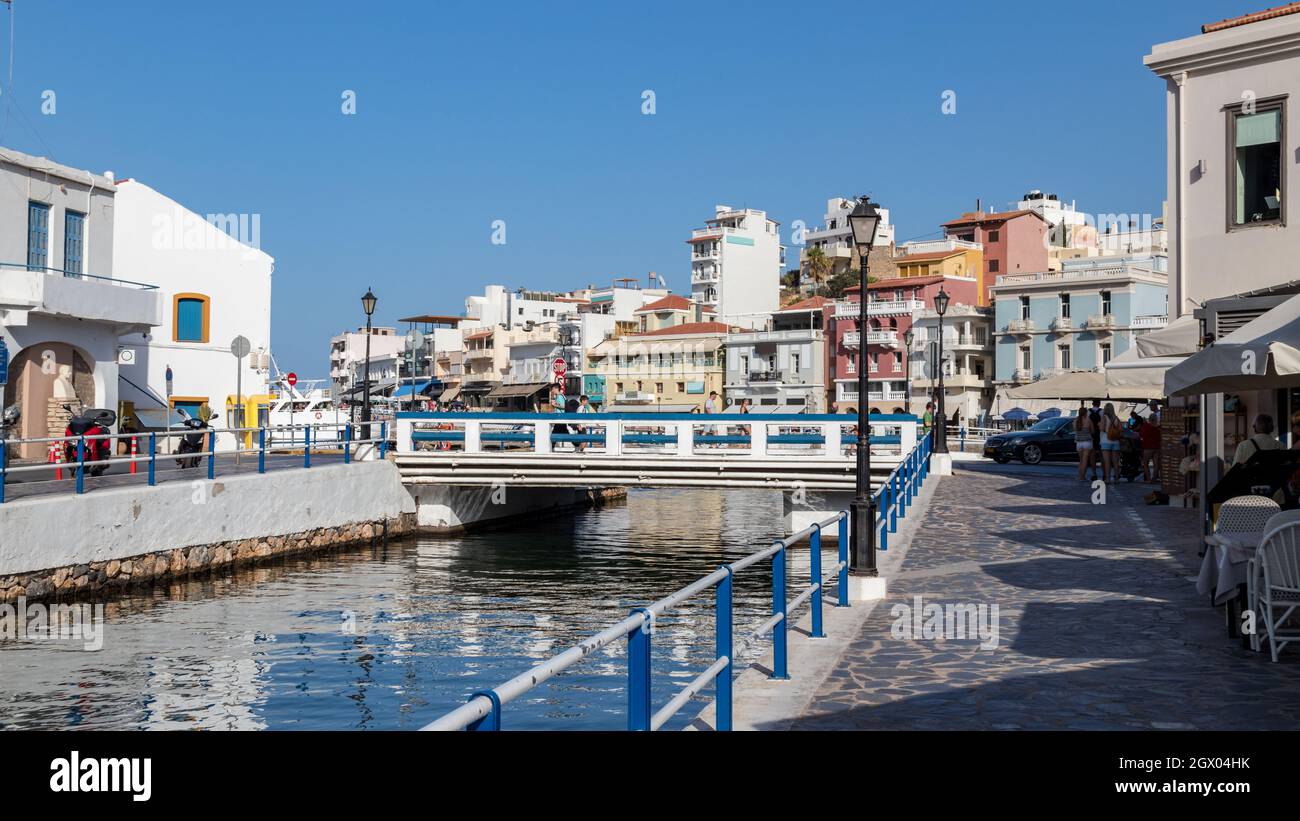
656,383,664,394
1230,101,1284,226
1020,347,1031,370
987,230,1000,243
170,397,209,420
791,352,801,372
847,352,856,372
1100,290,1112,316
1019,296,1030,320
869,353,878,372
64,210,85,276
1058,344,1071,369
1099,342,1112,366
677,382,685,392
893,352,902,370
988,259,999,273
1060,294,1070,318
27,201,49,271
173,293,211,343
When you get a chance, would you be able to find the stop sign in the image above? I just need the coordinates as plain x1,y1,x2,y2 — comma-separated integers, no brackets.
286,372,298,387
552,357,566,376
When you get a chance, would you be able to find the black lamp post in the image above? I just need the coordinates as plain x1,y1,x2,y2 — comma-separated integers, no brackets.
361,288,377,441
847,196,882,578
932,286,950,455
903,328,914,412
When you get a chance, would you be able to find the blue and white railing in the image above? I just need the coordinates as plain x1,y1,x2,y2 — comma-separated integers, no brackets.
0,422,388,504
422,428,937,731
396,412,916,459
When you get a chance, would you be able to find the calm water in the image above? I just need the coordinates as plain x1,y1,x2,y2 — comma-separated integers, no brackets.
0,488,824,730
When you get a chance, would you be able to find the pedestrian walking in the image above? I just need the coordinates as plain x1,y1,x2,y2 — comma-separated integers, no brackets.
1100,402,1123,483
1139,414,1161,482
1074,402,1095,482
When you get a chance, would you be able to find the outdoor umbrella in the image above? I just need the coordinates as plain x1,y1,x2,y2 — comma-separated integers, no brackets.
1001,407,1032,421
1166,293,1300,396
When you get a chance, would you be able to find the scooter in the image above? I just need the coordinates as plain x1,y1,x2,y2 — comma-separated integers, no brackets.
176,410,218,469
1,404,19,471
63,404,118,477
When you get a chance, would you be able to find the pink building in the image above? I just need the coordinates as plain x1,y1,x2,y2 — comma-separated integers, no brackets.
942,210,1049,305
831,275,980,413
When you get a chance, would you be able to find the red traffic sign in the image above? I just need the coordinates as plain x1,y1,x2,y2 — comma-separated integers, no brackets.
286,372,298,387
552,357,567,376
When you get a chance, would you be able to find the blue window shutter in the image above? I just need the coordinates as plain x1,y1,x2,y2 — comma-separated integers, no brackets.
176,298,205,341
27,202,49,271
64,210,85,276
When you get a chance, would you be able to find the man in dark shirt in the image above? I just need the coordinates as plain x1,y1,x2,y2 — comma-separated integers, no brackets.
1087,399,1103,481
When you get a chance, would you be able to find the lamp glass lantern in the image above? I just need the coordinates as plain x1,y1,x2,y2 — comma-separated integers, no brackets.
361,288,378,318
933,287,950,317
847,197,882,253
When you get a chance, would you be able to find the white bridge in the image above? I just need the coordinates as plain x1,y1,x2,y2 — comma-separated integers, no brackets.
394,412,918,491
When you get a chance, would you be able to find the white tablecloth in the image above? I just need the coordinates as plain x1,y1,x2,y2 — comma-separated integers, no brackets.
1196,531,1262,604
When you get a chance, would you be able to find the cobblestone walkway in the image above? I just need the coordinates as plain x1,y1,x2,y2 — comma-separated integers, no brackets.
789,470,1300,730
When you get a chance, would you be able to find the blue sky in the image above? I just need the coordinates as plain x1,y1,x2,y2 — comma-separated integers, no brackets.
0,0,1251,379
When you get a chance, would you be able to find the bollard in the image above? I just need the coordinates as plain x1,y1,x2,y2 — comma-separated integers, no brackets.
715,567,733,731
148,433,156,486
75,437,86,494
771,542,789,680
837,513,849,608
627,608,653,731
304,426,311,469
379,422,388,459
207,430,216,480
0,439,6,504
809,526,824,639
258,428,267,474
54,441,65,481
344,424,352,465
130,436,138,475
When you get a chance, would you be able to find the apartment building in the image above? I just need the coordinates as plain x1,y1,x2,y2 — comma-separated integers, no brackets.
724,303,827,412
799,196,898,287
688,205,784,329
586,321,731,410
942,208,1050,305
909,302,995,425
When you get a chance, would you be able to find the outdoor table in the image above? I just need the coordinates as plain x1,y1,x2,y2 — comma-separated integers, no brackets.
1196,530,1262,605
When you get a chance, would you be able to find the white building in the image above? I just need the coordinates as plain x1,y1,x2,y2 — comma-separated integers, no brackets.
0,147,161,458
688,205,783,329
801,197,895,274
113,179,274,425
329,326,401,397
464,285,570,330
909,303,995,426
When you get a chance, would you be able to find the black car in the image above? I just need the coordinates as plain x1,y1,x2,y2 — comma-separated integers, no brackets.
983,416,1079,465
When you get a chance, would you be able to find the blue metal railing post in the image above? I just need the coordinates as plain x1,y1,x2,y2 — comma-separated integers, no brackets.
304,426,311,468
771,542,789,680
75,436,86,494
466,691,502,732
148,432,156,486
878,488,889,552
837,513,849,607
0,439,6,504
627,608,653,731
809,526,824,639
715,567,733,731
888,474,898,532
344,425,352,464
258,428,266,474
379,422,388,459
207,431,216,480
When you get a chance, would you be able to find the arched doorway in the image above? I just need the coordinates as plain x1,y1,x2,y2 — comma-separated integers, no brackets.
9,342,95,459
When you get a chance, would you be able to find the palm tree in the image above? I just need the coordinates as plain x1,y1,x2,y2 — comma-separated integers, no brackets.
804,246,831,295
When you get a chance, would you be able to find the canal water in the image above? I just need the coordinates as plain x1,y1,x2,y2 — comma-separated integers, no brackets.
0,488,832,731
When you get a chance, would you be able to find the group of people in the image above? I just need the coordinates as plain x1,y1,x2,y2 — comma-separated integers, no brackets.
1073,399,1163,484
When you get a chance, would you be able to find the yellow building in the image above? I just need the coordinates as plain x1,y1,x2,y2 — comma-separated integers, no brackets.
586,321,731,410
892,241,987,305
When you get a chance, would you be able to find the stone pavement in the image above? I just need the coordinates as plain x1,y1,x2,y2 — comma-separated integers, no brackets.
785,469,1300,730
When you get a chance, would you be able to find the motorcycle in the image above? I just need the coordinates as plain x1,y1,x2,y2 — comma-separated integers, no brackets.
1,404,19,471
63,404,118,477
176,410,218,469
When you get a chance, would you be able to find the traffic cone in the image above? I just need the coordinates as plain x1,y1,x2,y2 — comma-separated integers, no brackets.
52,442,64,481
130,436,138,475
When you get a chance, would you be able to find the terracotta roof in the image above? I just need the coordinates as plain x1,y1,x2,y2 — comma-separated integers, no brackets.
845,275,948,294
635,294,693,313
941,209,1045,228
686,234,722,244
629,321,733,337
894,250,967,264
778,295,832,312
464,329,493,340
1203,2,1300,32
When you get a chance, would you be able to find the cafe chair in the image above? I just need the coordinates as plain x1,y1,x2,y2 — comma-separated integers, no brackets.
1253,519,1300,662
1248,510,1300,651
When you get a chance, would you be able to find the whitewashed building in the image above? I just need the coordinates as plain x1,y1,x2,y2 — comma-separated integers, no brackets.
688,205,784,329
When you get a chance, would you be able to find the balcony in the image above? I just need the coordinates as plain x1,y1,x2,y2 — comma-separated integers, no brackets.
464,347,495,361
615,390,657,403
746,368,786,383
833,299,925,318
0,264,161,333
866,390,907,402
864,330,899,347
949,335,988,349
1005,319,1035,334
1012,368,1033,382
1050,316,1074,332
1131,314,1168,329
1086,314,1115,332
842,331,860,347
692,269,718,282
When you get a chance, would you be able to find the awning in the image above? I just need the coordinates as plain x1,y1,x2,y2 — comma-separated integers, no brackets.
393,380,441,399
992,391,1079,418
1104,346,1186,397
1167,293,1300,396
1136,314,1200,358
438,386,461,403
1005,370,1153,401
485,382,553,399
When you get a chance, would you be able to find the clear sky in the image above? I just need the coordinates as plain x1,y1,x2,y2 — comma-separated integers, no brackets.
0,0,1253,379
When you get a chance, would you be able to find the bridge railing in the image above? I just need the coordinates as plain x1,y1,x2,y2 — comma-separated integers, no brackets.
0,421,388,504
396,412,917,460
422,428,938,731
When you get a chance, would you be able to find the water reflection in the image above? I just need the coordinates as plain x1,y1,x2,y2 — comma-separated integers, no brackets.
0,488,825,731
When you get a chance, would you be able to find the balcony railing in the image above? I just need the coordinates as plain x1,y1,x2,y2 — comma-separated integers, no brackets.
1086,314,1115,331
1131,314,1168,328
864,330,899,346
1050,316,1074,331
1012,368,1033,382
747,369,785,383
834,300,925,318
1006,319,1035,333
842,331,860,347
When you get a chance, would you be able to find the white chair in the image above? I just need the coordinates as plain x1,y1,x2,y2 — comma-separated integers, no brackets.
1215,495,1282,537
1252,519,1300,662
1247,510,1300,651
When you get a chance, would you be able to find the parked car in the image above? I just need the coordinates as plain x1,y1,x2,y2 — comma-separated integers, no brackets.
983,416,1079,465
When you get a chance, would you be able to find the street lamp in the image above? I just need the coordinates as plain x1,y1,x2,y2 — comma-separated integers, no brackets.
903,328,914,411
361,288,377,441
847,195,882,579
932,286,950,455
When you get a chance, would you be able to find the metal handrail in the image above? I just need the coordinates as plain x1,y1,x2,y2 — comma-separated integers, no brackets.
422,430,936,731
0,261,160,290
0,420,390,503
